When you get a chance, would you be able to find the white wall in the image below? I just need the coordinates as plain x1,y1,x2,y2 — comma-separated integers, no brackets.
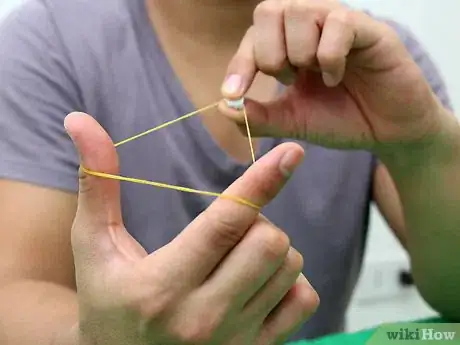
1,0,459,334
0,0,23,20
344,0,460,332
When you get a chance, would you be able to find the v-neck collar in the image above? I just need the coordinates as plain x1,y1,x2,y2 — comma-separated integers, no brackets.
132,0,280,177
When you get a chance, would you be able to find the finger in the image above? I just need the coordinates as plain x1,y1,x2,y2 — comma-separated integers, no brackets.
243,247,304,317
221,1,293,99
317,9,355,87
199,218,291,308
318,9,395,87
221,27,257,99
165,143,305,286
258,274,319,345
64,112,122,227
284,1,320,69
253,0,291,79
64,113,146,280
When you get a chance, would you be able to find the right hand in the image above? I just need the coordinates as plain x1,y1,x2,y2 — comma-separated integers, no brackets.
64,112,319,345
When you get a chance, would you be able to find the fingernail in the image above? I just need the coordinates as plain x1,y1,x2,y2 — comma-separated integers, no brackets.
279,149,303,178
222,74,242,95
322,72,338,87
224,97,245,110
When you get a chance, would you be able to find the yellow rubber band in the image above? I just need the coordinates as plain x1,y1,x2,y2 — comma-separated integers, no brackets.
243,106,256,164
82,100,260,210
114,102,221,148
81,166,260,210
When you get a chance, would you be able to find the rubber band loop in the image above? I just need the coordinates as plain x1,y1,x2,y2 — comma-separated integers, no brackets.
82,100,259,209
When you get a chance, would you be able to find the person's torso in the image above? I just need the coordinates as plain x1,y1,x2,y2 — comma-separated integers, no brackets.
46,0,375,339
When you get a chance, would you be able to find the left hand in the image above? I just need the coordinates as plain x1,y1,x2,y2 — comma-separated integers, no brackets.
219,0,446,151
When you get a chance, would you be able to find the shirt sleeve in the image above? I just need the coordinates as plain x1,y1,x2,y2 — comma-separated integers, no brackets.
0,0,83,192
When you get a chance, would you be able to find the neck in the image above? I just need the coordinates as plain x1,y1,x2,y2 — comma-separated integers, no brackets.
147,0,260,46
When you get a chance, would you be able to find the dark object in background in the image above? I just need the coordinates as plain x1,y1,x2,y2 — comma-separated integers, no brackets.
399,270,414,287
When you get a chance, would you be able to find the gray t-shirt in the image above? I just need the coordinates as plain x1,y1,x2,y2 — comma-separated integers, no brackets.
0,0,452,341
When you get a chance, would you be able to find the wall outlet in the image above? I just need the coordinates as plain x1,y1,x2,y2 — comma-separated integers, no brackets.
347,259,437,332
352,259,413,303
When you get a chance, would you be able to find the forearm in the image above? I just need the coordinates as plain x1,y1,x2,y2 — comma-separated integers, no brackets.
376,108,460,320
0,279,79,345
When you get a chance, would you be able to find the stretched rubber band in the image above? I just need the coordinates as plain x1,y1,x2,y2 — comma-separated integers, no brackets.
81,100,259,209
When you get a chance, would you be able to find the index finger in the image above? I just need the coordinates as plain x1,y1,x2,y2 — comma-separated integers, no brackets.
221,23,296,103
221,26,257,100
172,142,304,285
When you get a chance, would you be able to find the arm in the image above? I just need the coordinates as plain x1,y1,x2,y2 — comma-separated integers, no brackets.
375,111,460,321
373,23,460,320
0,2,83,343
0,181,79,345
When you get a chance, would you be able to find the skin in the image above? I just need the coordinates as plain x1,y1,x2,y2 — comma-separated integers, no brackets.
0,0,458,344
66,114,318,345
218,0,460,320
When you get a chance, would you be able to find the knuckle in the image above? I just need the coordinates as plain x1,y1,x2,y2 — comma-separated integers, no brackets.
127,287,174,323
255,225,290,261
285,0,334,21
249,166,284,202
328,9,354,27
254,0,283,21
170,311,225,344
202,211,244,249
174,324,213,344
381,23,401,42
284,0,308,16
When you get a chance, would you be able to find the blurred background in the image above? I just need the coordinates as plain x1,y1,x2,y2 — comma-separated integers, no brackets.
1,0,459,333
0,0,21,20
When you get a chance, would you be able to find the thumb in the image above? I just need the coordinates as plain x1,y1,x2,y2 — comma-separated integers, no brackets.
64,112,123,227
218,95,294,138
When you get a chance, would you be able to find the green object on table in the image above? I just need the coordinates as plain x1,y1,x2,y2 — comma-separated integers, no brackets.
288,318,455,345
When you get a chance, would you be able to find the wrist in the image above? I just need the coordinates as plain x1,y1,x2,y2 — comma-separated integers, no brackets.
374,106,460,173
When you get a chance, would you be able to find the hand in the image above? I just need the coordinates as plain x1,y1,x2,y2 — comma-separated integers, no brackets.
220,0,445,151
64,112,319,345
